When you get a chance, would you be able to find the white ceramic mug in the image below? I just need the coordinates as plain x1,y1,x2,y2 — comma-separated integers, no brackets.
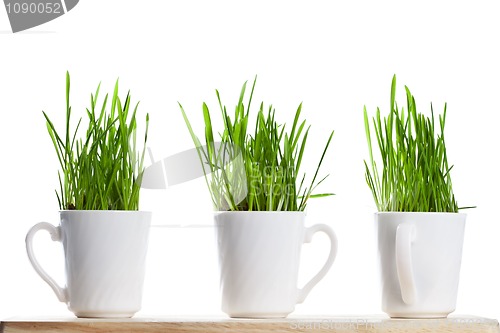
214,211,338,318
375,212,466,318
26,210,151,318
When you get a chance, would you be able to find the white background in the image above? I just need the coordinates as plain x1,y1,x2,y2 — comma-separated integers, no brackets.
0,0,499,319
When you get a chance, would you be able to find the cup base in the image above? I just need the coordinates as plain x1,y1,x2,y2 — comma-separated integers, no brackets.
387,312,450,319
73,312,136,319
226,312,290,319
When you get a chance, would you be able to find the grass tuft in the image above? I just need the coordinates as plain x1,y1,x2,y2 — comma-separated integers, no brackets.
43,72,149,211
364,75,460,212
180,77,334,211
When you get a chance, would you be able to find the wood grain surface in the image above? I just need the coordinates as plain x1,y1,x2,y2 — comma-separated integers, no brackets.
1,316,499,333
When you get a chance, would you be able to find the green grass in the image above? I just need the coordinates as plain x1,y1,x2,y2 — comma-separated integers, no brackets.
364,75,460,212
43,72,149,210
180,77,334,211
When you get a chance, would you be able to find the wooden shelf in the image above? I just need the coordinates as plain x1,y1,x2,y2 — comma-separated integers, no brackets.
1,315,499,333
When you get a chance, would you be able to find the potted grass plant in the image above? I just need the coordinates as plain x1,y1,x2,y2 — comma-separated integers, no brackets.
25,72,151,318
364,75,470,318
180,78,338,318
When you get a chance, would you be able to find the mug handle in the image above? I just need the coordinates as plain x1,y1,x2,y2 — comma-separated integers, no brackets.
25,222,67,303
395,223,417,305
296,224,338,304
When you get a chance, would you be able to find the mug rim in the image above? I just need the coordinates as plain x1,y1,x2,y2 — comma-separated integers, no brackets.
59,209,151,213
59,210,151,213
375,211,466,217
214,210,306,215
